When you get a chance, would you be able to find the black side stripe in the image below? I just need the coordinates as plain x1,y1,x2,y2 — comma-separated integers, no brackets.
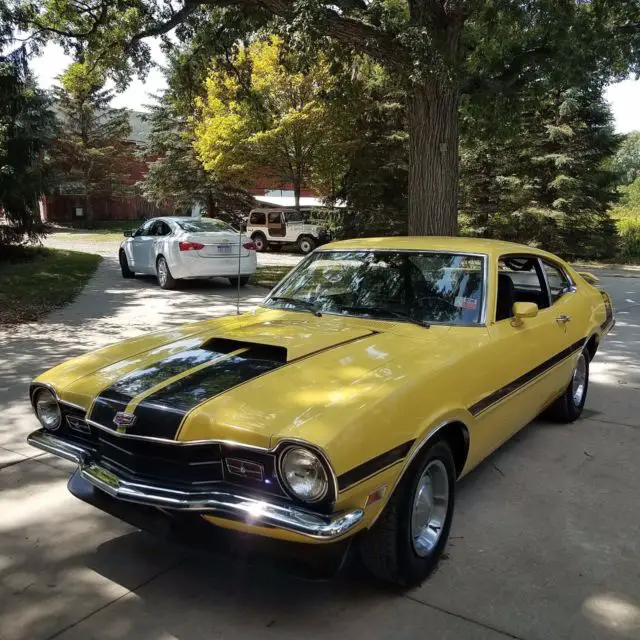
468,338,586,417
338,440,415,492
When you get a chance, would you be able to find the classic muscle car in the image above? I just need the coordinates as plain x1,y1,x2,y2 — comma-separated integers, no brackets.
27,237,614,586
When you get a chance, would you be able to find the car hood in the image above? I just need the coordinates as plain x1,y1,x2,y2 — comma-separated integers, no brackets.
35,309,453,465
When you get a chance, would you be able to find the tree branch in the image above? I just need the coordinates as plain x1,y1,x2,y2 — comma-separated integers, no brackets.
128,4,199,48
191,0,405,64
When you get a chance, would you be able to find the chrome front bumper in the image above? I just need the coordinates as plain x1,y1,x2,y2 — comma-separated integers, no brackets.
28,429,364,540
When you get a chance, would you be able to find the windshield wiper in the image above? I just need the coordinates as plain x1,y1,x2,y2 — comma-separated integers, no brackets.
338,306,430,328
269,296,322,317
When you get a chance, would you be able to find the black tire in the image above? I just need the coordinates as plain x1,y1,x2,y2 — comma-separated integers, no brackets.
252,233,269,252
359,440,456,588
229,276,250,287
546,349,589,423
156,255,177,290
297,235,316,254
119,250,135,278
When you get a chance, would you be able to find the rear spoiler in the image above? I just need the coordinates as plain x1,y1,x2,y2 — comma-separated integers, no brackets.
577,271,599,286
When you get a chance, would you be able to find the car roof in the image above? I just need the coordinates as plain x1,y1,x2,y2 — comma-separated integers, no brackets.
322,236,562,260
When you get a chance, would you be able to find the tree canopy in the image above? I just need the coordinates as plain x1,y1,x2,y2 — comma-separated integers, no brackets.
13,0,640,235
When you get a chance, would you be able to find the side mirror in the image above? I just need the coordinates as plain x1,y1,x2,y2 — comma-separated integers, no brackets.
123,230,133,237
512,302,538,326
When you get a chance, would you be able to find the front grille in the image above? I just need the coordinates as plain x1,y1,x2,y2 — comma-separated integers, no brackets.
57,405,285,496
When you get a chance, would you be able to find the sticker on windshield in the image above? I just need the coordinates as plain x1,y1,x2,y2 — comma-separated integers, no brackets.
454,297,478,311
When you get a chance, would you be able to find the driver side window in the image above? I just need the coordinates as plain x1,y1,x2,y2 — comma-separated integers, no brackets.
496,256,549,321
134,220,155,237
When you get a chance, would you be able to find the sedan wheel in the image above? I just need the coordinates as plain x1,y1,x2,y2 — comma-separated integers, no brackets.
359,440,456,587
546,348,589,423
411,459,449,557
156,256,177,290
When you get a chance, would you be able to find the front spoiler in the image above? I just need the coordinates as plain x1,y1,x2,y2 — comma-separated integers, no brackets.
28,429,364,541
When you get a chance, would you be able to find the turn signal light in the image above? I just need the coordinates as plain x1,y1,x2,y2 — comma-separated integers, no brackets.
179,241,205,251
243,241,257,251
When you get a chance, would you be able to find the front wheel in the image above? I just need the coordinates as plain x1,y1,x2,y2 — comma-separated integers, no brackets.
229,276,250,287
546,349,589,422
119,250,135,279
156,256,177,290
359,440,456,587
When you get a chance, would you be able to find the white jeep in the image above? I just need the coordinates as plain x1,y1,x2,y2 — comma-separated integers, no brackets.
246,208,331,254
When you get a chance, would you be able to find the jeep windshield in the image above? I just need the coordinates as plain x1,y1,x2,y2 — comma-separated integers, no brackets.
265,250,486,325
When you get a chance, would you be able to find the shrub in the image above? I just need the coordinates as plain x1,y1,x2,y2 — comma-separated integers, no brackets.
617,217,640,261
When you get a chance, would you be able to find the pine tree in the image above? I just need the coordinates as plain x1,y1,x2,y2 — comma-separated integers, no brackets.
0,47,55,249
52,62,132,222
461,87,620,259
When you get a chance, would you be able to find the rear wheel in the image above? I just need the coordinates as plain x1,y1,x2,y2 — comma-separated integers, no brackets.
156,256,177,290
359,440,456,587
546,350,589,422
119,250,135,278
252,233,268,252
297,235,316,254
229,276,250,287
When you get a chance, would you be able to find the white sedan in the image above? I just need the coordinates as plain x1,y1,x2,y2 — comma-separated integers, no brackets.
119,217,257,289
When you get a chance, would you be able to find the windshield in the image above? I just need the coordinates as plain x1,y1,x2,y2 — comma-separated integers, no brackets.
176,218,235,233
265,250,486,325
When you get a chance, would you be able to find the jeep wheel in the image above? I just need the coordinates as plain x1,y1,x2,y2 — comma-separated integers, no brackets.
252,233,268,252
298,236,316,254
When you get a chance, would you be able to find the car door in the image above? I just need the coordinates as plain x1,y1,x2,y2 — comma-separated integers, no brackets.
267,211,286,238
149,220,173,269
474,254,578,449
128,220,156,273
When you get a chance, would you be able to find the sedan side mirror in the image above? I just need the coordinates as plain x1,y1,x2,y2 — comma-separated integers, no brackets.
512,302,538,326
123,230,133,237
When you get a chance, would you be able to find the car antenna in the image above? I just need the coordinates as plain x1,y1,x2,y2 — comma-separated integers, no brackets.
236,217,242,315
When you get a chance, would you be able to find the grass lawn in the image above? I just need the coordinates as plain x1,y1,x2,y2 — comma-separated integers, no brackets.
47,221,141,243
249,265,292,289
0,247,102,325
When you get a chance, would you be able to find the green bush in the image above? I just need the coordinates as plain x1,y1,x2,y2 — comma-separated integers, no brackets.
617,217,640,261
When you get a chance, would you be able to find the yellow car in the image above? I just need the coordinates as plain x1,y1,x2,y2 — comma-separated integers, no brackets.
27,237,614,586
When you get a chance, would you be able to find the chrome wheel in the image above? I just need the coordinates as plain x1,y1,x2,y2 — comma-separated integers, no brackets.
300,239,312,253
157,258,168,287
572,353,587,406
411,459,450,557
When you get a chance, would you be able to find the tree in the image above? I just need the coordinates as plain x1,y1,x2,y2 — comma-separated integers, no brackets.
0,49,55,249
52,62,133,222
15,0,640,235
612,131,640,185
461,87,620,258
193,35,335,211
140,90,253,217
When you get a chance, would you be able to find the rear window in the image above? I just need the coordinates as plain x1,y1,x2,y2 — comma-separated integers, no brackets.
175,218,234,233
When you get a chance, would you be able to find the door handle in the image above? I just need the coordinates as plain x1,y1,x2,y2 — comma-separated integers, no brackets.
556,315,571,324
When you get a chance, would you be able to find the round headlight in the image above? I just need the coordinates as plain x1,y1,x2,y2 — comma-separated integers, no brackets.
280,447,329,502
34,389,61,430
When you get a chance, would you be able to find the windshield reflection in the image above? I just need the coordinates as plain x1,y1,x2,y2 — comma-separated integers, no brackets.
265,250,485,325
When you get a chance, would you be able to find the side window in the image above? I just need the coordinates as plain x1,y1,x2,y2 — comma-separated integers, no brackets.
157,221,171,236
135,220,155,237
542,260,571,304
496,256,548,321
268,212,282,224
250,211,266,225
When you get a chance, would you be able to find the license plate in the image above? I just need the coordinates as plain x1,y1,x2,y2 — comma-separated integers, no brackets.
217,245,233,254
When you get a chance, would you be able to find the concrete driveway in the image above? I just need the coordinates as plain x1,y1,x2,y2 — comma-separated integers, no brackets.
1,255,639,640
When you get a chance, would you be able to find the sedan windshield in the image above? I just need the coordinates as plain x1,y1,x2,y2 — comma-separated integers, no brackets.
265,250,485,325
176,218,235,233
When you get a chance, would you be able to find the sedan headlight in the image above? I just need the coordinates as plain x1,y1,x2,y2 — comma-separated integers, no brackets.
280,447,329,502
34,389,61,430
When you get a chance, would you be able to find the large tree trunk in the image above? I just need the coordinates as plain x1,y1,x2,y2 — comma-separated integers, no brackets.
407,78,460,236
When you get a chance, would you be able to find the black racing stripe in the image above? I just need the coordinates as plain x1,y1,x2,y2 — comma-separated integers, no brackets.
337,440,415,492
468,338,586,417
88,347,235,427
130,355,282,439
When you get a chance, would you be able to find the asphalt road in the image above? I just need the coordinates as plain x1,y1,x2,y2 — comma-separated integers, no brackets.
1,254,639,640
